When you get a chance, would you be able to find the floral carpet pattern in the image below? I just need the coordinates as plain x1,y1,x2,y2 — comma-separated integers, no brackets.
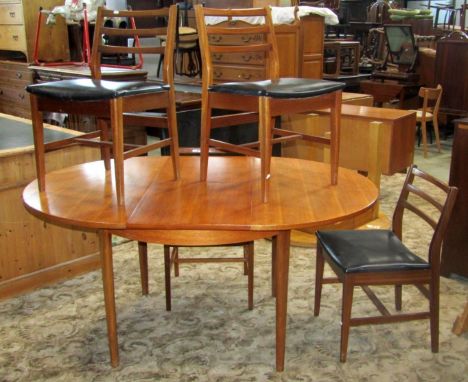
0,174,467,381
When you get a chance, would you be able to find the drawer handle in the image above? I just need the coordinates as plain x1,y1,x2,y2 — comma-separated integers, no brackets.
12,35,19,41
213,71,222,78
239,73,252,80
210,35,222,43
213,54,223,60
16,72,23,79
9,12,16,18
18,93,25,100
241,36,252,43
241,55,254,62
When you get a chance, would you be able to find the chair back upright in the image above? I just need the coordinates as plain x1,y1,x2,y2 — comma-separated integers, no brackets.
195,5,280,89
392,165,458,271
90,6,178,84
419,84,443,120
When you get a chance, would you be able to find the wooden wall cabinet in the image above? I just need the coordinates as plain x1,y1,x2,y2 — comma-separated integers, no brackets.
299,14,324,79
0,0,69,62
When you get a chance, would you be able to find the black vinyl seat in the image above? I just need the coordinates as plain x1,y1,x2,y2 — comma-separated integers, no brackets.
27,79,168,102
210,78,344,98
316,229,429,273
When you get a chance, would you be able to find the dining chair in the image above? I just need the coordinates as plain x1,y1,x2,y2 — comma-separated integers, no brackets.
194,5,345,203
314,165,458,362
138,242,255,311
410,84,443,158
26,6,180,207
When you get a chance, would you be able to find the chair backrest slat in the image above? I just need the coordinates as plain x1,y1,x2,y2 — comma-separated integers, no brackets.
90,6,177,84
392,165,458,268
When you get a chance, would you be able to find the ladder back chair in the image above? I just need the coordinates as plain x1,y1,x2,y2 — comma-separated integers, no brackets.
194,5,345,203
26,6,180,207
410,84,443,158
314,165,458,362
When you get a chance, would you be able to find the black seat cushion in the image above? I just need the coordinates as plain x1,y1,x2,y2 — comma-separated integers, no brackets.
316,230,429,273
209,78,345,99
26,79,168,102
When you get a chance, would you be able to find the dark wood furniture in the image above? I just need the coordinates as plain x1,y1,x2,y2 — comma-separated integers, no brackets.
435,32,468,118
195,5,344,203
441,118,468,278
315,165,458,362
22,155,379,370
26,6,181,207
323,40,360,78
0,60,32,119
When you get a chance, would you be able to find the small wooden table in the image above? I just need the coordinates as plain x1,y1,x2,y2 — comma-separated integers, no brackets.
23,156,378,371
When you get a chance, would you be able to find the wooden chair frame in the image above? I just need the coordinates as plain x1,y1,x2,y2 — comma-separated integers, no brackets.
416,84,443,158
29,6,180,207
195,5,342,203
314,165,458,362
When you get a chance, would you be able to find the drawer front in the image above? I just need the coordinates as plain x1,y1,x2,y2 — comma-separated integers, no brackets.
0,64,33,83
212,65,265,83
0,25,27,52
0,4,24,24
212,51,265,66
209,33,264,46
0,85,29,108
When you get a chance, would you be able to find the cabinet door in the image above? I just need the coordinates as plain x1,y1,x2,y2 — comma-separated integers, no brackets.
300,15,324,79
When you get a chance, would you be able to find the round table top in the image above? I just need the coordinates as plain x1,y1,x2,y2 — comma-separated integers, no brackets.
23,156,378,232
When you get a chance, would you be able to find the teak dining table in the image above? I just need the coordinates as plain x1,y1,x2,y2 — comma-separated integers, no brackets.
22,156,378,371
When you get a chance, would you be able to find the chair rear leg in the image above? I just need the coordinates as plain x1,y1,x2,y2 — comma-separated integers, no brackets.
340,278,354,362
271,236,277,298
200,93,212,181
246,241,254,310
314,244,325,316
30,94,46,191
138,241,149,295
430,276,440,352
433,118,441,152
164,245,172,311
395,284,402,311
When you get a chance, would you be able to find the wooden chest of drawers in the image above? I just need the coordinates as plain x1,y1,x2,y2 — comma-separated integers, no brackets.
0,60,32,118
0,0,69,62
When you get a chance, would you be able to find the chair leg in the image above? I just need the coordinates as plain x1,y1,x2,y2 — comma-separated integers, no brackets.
30,94,46,192
258,96,273,203
314,243,325,317
421,119,428,158
433,118,441,153
109,98,125,207
430,276,440,353
200,92,212,182
329,90,341,185
172,246,180,277
138,241,149,295
340,279,354,363
166,91,181,180
395,284,402,311
246,241,254,310
271,236,277,298
164,245,172,311
97,118,111,171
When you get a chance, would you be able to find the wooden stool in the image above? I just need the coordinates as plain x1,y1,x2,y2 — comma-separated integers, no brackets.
324,41,360,78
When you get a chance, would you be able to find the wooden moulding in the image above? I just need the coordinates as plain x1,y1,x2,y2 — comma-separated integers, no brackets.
0,114,101,299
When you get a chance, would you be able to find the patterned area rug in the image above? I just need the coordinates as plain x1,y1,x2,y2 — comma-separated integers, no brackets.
0,174,467,381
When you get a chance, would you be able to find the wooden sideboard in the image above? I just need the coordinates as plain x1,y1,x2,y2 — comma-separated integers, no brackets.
282,103,416,176
0,0,69,62
0,113,100,299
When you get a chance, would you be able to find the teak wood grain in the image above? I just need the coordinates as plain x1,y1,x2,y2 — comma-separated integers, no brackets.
23,156,378,232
